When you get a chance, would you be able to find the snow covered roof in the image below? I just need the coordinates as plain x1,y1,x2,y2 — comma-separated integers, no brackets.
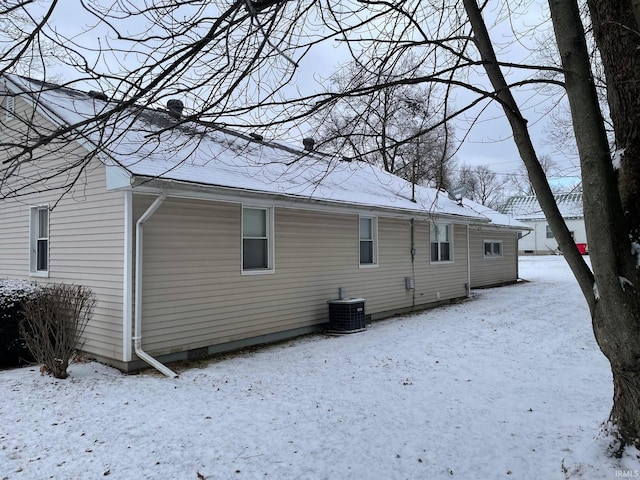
5,74,519,227
501,193,583,221
461,198,531,230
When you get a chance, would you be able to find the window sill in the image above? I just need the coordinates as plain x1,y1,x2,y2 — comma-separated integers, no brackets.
241,269,275,276
29,271,49,278
359,263,378,269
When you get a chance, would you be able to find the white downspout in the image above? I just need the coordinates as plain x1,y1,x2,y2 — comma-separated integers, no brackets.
134,193,178,378
122,190,133,363
466,225,471,297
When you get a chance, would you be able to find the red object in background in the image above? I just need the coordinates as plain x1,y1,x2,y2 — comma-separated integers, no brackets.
575,243,588,255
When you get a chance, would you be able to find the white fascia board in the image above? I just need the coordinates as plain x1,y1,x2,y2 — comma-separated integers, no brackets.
470,221,534,231
130,178,488,225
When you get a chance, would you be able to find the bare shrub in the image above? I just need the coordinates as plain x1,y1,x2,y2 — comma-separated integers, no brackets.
20,284,96,379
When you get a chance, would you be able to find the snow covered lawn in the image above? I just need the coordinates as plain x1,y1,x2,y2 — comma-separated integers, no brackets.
1,256,637,479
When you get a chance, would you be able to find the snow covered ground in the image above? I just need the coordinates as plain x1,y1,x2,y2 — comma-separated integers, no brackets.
1,256,639,480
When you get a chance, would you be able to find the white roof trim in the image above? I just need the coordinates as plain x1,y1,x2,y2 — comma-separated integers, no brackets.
128,179,489,223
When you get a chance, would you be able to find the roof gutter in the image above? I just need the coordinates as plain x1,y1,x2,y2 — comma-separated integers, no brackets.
126,177,491,226
134,192,177,378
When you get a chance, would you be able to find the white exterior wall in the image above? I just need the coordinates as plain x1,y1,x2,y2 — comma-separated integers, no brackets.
518,218,587,254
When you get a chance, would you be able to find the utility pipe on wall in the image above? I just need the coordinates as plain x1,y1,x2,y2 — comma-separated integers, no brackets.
134,193,178,378
410,218,416,310
466,225,471,297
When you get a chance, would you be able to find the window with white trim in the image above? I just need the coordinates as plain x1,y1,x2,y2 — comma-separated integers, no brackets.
484,240,503,257
430,222,452,262
546,225,554,238
359,216,377,266
242,207,273,272
30,206,49,275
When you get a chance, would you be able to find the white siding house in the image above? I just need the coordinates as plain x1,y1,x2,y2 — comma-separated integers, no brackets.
501,193,586,255
1,74,528,374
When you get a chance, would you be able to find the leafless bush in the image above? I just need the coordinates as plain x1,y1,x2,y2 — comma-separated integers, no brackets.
20,284,96,379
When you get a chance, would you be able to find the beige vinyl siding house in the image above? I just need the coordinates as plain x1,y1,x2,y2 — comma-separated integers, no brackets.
0,91,126,361
133,197,472,362
468,227,519,288
1,74,529,374
450,198,525,289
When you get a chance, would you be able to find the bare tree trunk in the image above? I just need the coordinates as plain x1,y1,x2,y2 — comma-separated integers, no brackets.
588,0,640,241
465,0,640,452
549,0,640,452
461,0,595,305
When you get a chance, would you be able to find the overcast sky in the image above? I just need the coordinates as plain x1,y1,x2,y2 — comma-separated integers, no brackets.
290,1,581,179
21,1,581,181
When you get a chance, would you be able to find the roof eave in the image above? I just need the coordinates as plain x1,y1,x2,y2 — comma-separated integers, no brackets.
3,74,122,169
125,176,489,223
470,221,533,231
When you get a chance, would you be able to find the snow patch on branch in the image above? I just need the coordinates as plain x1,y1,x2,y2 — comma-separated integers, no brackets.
632,241,640,268
619,276,634,291
593,282,600,300
612,148,625,170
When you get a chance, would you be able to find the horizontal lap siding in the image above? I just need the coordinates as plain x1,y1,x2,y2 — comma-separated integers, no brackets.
521,219,586,254
0,95,32,275
413,222,469,304
0,168,125,361
275,214,415,316
0,95,125,361
469,228,518,287
137,196,471,356
0,202,30,274
137,197,242,354
45,165,125,361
